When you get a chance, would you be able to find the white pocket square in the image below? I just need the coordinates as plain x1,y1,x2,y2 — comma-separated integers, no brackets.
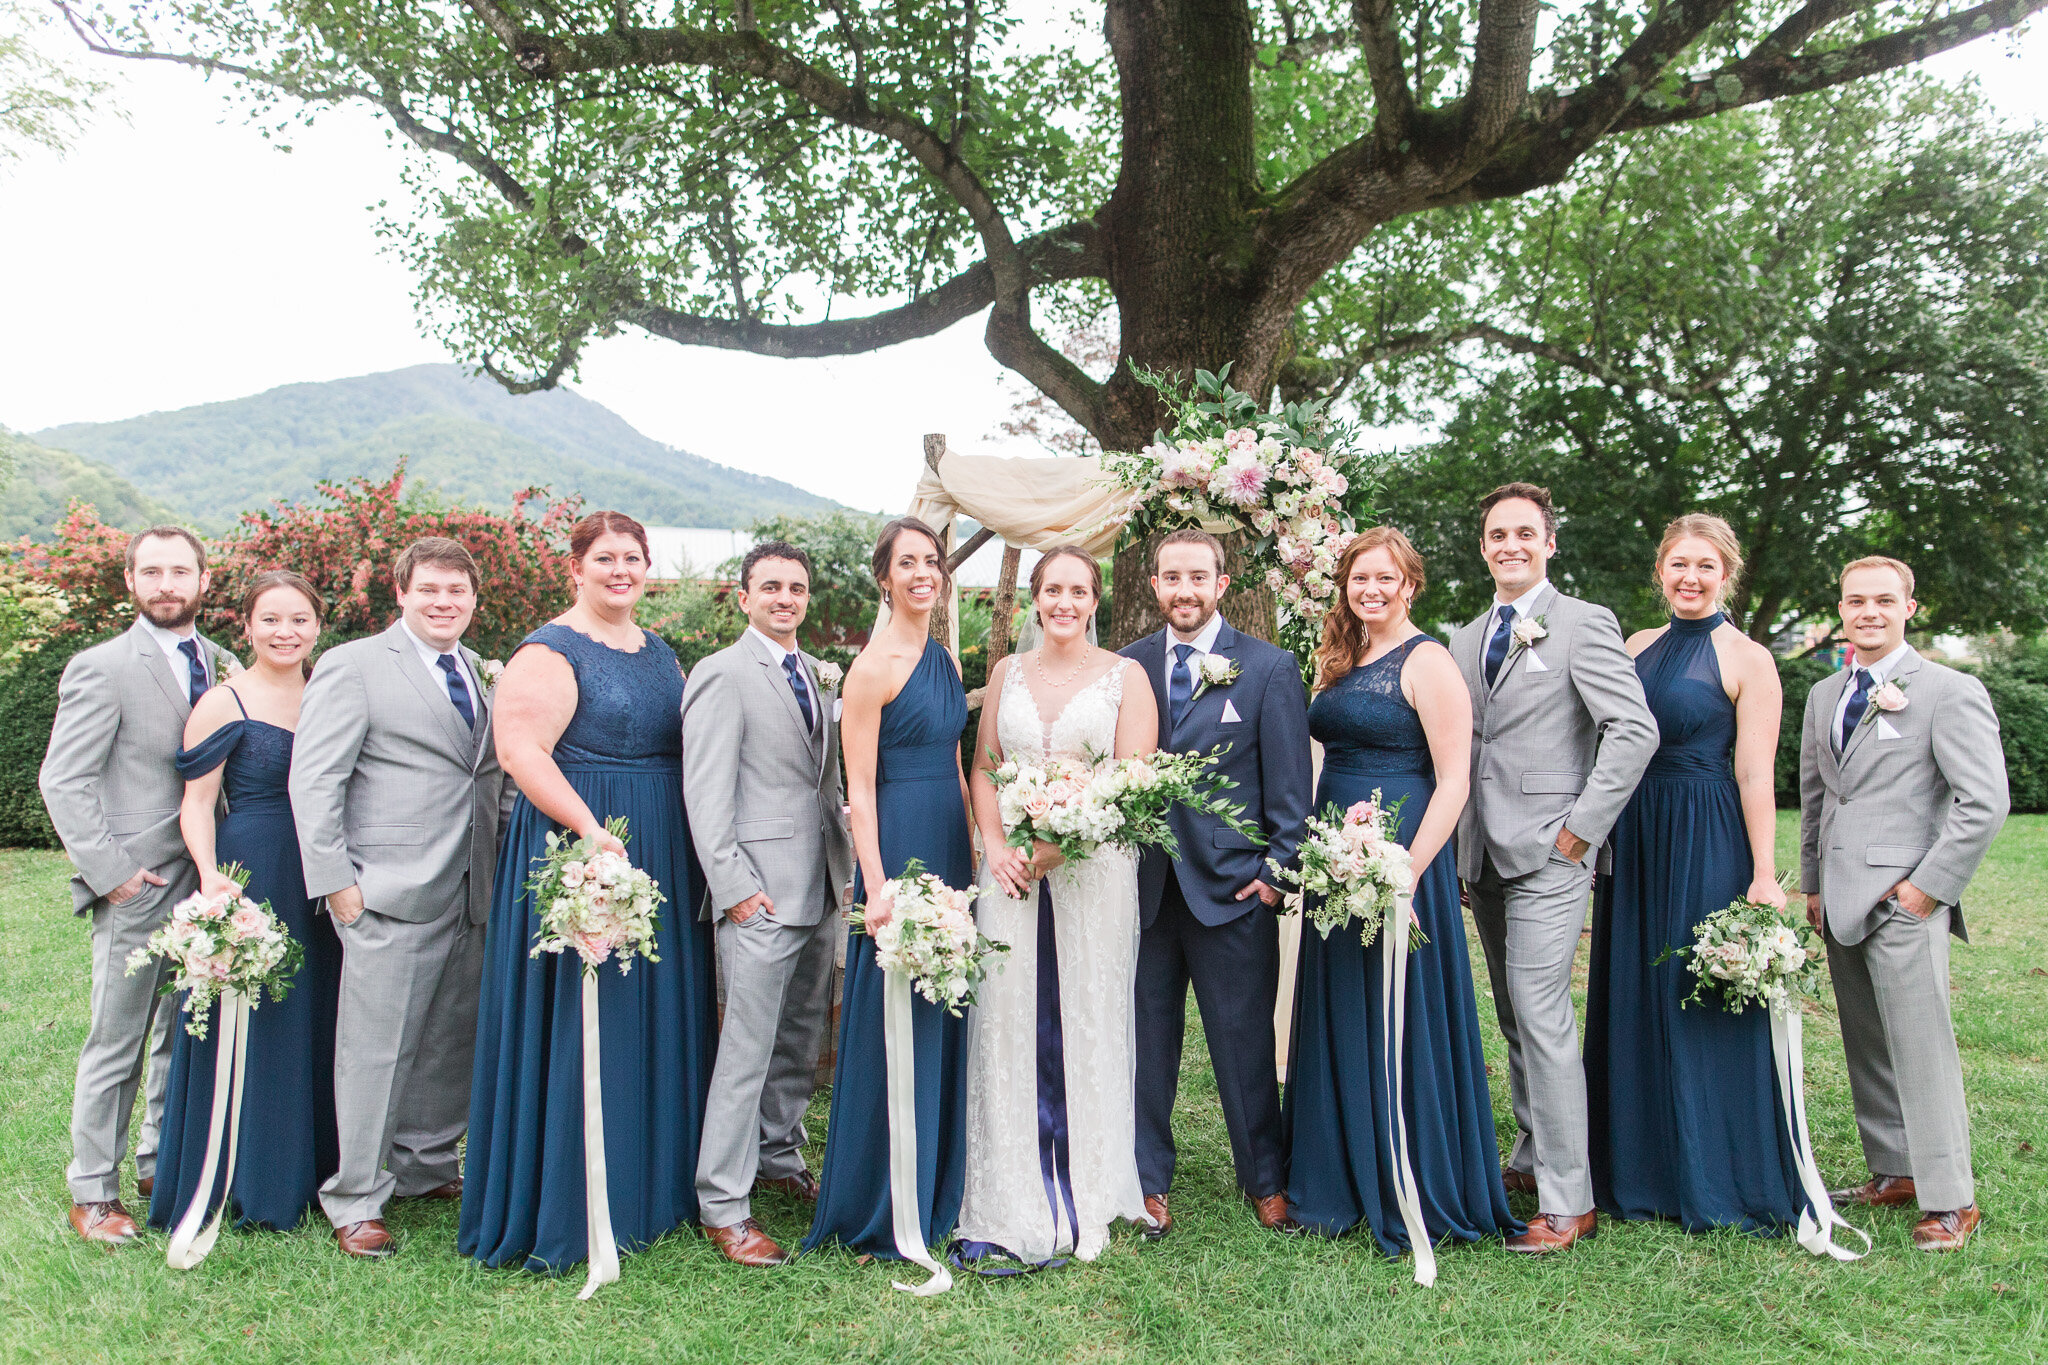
1220,699,1243,723
1522,650,1549,672
1876,716,1902,741
832,698,844,723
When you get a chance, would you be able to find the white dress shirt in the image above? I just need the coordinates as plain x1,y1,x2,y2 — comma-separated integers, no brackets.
137,615,208,691
750,626,816,733
1485,577,1552,646
399,618,476,715
1162,609,1227,694
1833,640,1915,749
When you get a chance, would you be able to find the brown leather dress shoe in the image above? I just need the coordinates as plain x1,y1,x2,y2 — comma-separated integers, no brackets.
1912,1205,1981,1252
1142,1193,1172,1242
705,1218,791,1267
1254,1192,1303,1234
403,1180,463,1201
135,1177,154,1200
754,1171,820,1203
1829,1173,1916,1207
334,1220,397,1259
1506,1211,1597,1254
70,1200,141,1246
1501,1168,1537,1196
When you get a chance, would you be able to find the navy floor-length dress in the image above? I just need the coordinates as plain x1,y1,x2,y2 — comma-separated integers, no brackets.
150,697,341,1233
1285,637,1519,1254
802,639,971,1258
1586,611,1801,1233
459,624,717,1273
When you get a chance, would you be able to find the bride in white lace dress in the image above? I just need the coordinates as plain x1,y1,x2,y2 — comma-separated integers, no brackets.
958,547,1159,1266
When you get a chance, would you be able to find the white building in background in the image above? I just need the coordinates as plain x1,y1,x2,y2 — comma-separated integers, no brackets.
644,524,1036,590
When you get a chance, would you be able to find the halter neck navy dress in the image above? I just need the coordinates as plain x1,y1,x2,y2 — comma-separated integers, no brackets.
150,693,341,1233
1285,636,1518,1253
459,624,717,1273
1586,612,1801,1232
803,638,971,1258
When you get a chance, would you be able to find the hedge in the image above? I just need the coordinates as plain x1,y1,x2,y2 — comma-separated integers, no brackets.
0,635,110,848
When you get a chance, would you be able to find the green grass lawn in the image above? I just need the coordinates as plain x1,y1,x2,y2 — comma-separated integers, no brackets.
1,813,2042,1363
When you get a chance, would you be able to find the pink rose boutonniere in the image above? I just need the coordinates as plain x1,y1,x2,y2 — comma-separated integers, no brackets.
1863,677,1909,724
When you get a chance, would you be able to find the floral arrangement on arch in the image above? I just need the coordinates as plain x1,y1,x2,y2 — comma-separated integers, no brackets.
1098,364,1386,656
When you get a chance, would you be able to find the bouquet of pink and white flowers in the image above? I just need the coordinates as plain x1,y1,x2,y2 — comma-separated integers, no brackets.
527,818,664,975
124,864,305,1038
1660,880,1823,1015
1270,795,1417,947
989,746,1261,865
855,860,1008,1015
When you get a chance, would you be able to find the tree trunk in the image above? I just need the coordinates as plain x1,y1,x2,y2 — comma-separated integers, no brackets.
988,544,1021,664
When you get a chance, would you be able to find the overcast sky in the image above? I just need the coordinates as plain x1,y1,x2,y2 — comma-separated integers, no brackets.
2,22,2042,514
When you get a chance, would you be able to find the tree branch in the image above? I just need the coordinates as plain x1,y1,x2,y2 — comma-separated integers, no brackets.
1464,0,1541,146
1350,0,1414,147
1350,322,1730,399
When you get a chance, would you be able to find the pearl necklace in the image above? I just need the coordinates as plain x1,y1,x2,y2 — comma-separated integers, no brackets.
1034,647,1091,689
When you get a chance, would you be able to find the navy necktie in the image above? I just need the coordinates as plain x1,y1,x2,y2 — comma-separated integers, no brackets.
436,653,475,730
1483,604,1516,687
177,638,207,706
1169,643,1196,728
1838,667,1873,751
783,653,815,731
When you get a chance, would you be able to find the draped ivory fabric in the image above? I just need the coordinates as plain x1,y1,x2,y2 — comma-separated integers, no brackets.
907,453,1133,558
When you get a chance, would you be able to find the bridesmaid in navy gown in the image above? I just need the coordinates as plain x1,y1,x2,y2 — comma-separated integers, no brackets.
804,518,972,1259
152,572,340,1233
1587,514,1801,1232
460,513,717,1273
1286,529,1518,1254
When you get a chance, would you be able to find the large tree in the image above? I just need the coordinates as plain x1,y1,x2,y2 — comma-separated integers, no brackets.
60,0,2043,639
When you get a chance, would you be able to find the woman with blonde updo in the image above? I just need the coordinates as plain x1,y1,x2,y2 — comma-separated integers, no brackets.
1585,513,1801,1234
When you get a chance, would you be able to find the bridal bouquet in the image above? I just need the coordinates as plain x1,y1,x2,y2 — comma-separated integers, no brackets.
854,860,1008,1014
1270,795,1416,948
1660,884,1824,1015
989,746,1261,864
527,818,664,975
124,864,305,1039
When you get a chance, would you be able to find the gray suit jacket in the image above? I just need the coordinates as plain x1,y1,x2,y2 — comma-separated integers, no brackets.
287,621,511,926
682,632,853,926
40,619,224,914
1451,589,1660,881
1799,652,2008,946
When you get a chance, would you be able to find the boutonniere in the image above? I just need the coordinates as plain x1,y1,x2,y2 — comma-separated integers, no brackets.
1191,655,1240,701
211,645,245,680
813,660,844,692
477,659,505,692
1508,614,1548,657
1862,677,1909,724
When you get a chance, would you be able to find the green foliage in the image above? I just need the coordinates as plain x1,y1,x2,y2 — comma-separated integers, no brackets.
636,577,740,674
736,510,887,662
1774,653,1838,809
0,0,112,166
0,430,177,542
1976,669,2048,817
0,632,98,848
31,365,839,531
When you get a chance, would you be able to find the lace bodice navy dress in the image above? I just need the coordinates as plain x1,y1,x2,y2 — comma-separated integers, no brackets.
1586,612,1801,1232
459,624,716,1273
1284,636,1519,1252
149,693,341,1233
803,638,971,1258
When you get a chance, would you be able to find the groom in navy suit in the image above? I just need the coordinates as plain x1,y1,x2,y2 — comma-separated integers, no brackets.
1120,528,1312,1236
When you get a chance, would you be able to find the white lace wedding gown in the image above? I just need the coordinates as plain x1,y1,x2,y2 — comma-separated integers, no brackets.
956,659,1150,1263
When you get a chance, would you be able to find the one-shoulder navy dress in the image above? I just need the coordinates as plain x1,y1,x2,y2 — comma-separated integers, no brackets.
1285,637,1518,1253
150,692,341,1232
459,624,717,1273
802,638,972,1258
1586,612,1801,1232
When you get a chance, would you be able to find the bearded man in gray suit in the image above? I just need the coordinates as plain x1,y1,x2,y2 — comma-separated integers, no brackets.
684,541,853,1267
1450,483,1659,1254
40,526,225,1245
1801,556,2007,1253
289,537,512,1260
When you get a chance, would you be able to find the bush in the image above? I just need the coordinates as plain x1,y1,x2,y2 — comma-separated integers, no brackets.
1775,653,1838,808
1973,667,2048,814
0,634,106,848
638,578,742,674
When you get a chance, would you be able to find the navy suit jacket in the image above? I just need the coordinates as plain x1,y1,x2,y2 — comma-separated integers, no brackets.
1120,621,1313,929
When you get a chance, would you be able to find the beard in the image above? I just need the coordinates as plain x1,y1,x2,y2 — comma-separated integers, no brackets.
138,592,200,631
1164,597,1216,634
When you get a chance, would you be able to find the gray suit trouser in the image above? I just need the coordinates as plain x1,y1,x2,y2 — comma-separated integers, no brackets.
320,899,482,1227
67,863,189,1203
1468,850,1596,1217
694,901,836,1228
1826,905,1974,1211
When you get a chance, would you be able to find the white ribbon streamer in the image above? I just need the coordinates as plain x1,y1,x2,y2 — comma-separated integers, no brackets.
1769,1008,1870,1262
577,970,621,1299
166,988,250,1270
882,968,953,1296
1379,894,1437,1287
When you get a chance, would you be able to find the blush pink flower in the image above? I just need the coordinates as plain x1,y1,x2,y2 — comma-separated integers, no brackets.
1214,457,1270,509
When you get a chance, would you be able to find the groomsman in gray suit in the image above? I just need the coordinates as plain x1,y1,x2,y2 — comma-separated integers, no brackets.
684,541,852,1268
289,537,512,1259
40,526,221,1245
1450,483,1658,1254
1800,556,2007,1252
